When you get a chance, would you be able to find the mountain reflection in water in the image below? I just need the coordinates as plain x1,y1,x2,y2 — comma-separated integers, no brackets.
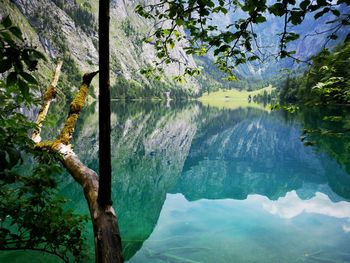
68,102,350,262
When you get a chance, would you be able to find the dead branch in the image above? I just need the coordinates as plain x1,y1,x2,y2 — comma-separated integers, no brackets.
32,60,63,143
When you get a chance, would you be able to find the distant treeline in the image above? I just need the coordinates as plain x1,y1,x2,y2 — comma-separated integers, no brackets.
111,76,193,101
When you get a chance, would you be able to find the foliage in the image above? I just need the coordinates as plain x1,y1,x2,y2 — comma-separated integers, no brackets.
279,41,350,105
0,16,88,262
0,16,46,104
0,151,89,262
136,0,350,78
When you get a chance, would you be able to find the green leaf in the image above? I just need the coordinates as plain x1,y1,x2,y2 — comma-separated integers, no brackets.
285,32,300,43
1,16,12,28
175,18,184,26
0,59,12,73
30,50,47,62
269,3,285,16
19,72,38,85
248,55,259,61
331,9,340,16
143,37,153,43
18,77,29,100
255,16,267,23
289,11,304,25
225,74,237,81
9,26,23,40
0,31,15,45
300,0,310,10
314,8,330,19
6,72,17,87
173,75,185,83
316,0,328,6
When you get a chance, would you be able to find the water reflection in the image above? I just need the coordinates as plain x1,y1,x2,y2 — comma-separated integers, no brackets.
129,193,350,263
262,191,350,221
71,102,350,262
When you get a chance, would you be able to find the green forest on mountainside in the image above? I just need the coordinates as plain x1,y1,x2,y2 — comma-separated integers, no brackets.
280,41,350,105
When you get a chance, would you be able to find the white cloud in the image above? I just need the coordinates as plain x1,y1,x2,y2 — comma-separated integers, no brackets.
261,191,350,220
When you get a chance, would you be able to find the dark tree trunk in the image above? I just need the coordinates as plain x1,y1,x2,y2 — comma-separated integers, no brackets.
96,1,123,262
98,0,112,207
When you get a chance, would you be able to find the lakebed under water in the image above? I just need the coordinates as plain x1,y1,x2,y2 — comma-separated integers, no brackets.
3,101,350,262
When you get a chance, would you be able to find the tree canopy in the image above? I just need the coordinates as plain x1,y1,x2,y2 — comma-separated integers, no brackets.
279,40,350,104
136,0,350,78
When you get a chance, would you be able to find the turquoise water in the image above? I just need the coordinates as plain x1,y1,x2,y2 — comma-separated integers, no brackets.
4,102,350,262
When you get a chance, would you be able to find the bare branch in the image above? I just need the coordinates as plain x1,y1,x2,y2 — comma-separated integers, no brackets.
32,59,63,143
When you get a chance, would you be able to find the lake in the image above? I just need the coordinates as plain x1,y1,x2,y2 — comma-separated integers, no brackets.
4,101,350,262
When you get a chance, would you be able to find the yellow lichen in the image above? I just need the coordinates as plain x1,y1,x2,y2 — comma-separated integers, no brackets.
55,72,97,145
58,114,79,145
43,85,57,102
70,84,89,113
34,140,55,150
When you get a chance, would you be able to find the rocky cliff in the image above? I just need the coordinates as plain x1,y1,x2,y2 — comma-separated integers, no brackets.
0,0,200,97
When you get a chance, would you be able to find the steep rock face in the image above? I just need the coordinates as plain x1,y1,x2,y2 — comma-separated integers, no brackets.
2,0,199,93
12,0,98,72
0,0,55,83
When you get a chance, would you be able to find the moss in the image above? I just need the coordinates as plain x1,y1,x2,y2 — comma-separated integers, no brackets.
57,72,97,145
34,140,55,150
70,84,89,113
58,80,90,144
43,85,57,101
58,113,79,145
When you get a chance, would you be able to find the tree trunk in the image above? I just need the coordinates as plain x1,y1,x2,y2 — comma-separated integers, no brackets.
98,1,121,260
56,145,123,263
98,0,112,208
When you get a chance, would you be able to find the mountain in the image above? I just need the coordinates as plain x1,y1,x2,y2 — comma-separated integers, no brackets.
0,0,200,99
196,4,350,90
1,0,348,94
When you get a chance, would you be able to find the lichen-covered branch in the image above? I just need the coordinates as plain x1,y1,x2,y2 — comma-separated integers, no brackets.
58,71,98,145
32,67,123,263
32,60,63,143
